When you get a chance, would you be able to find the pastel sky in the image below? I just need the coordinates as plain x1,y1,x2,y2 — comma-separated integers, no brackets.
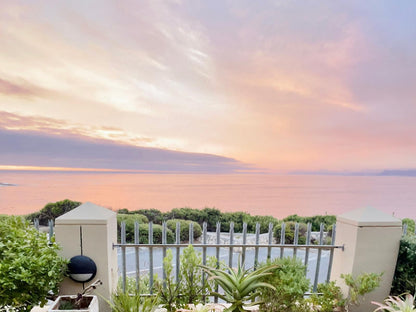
1,0,416,173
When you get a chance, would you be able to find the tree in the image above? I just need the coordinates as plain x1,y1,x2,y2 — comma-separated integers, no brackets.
27,199,81,225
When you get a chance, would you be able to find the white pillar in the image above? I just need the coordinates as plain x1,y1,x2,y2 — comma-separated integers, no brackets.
331,207,402,312
55,202,118,312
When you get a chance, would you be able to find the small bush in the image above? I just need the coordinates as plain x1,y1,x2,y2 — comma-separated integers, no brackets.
391,235,416,295
166,219,202,242
284,214,336,231
259,257,310,312
117,214,149,242
274,222,307,244
402,218,416,236
246,215,279,233
308,281,345,312
132,208,165,224
0,216,68,311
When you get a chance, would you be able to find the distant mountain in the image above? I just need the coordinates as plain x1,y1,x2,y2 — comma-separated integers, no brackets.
289,169,416,177
288,170,378,176
379,169,416,177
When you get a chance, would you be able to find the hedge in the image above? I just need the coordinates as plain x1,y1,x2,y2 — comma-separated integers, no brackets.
391,235,416,295
274,221,308,244
166,219,202,242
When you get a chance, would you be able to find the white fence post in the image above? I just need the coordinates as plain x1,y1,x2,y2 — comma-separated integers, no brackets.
331,207,402,312
55,202,118,312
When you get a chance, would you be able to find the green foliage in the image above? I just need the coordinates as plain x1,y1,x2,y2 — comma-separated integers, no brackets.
109,291,159,312
402,218,416,236
157,249,181,311
274,222,308,244
166,219,202,242
26,199,81,225
142,224,175,244
373,294,416,312
118,274,159,295
201,259,277,312
118,213,149,225
246,215,279,233
308,273,381,312
392,235,416,295
283,214,336,231
117,214,149,242
178,245,208,305
157,246,212,311
163,207,279,234
308,281,345,312
0,216,68,312
200,208,222,231
165,207,207,224
132,209,165,224
219,212,252,232
342,272,382,309
258,257,311,312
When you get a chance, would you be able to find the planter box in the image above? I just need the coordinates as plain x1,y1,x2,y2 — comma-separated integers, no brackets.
49,295,98,312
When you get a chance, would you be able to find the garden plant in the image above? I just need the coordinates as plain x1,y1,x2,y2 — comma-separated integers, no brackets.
372,293,416,312
0,216,68,312
259,257,311,312
200,258,277,312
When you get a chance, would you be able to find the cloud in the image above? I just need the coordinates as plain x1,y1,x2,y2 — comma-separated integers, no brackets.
1,1,416,172
0,112,254,173
0,78,49,98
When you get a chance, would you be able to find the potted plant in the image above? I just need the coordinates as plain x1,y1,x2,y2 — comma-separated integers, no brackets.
49,280,102,312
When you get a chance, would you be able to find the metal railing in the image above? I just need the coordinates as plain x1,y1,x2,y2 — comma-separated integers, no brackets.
113,221,344,296
34,219,55,245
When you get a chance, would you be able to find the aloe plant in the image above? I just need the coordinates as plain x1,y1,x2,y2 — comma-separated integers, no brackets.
200,260,277,312
372,294,416,312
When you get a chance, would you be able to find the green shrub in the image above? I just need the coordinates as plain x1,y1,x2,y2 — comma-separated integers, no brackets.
0,216,68,311
143,224,174,244
402,218,416,236
118,221,174,244
133,209,165,224
200,207,222,231
341,272,382,308
219,212,252,232
259,257,310,312
274,222,307,244
391,235,416,295
118,213,149,224
308,273,381,312
26,199,81,225
308,281,345,312
283,214,336,231
117,214,149,243
246,215,279,233
166,219,202,242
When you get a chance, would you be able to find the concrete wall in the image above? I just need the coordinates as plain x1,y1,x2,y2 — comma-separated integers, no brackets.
55,202,118,312
331,207,402,312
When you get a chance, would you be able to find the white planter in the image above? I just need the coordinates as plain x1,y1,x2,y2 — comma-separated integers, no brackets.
49,295,98,312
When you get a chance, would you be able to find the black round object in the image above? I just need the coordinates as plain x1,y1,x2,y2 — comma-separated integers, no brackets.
67,255,97,283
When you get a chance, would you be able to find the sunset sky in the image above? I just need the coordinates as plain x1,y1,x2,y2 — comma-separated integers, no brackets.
1,1,416,173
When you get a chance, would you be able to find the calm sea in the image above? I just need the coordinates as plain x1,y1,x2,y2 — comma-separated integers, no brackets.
1,171,415,219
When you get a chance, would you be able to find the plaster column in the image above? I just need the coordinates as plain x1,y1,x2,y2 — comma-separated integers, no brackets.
55,202,118,312
331,207,402,312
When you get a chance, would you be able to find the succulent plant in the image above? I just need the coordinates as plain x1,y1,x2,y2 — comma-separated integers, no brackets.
200,260,277,312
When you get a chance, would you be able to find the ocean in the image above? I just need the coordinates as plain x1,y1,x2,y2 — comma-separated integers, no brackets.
1,171,415,219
